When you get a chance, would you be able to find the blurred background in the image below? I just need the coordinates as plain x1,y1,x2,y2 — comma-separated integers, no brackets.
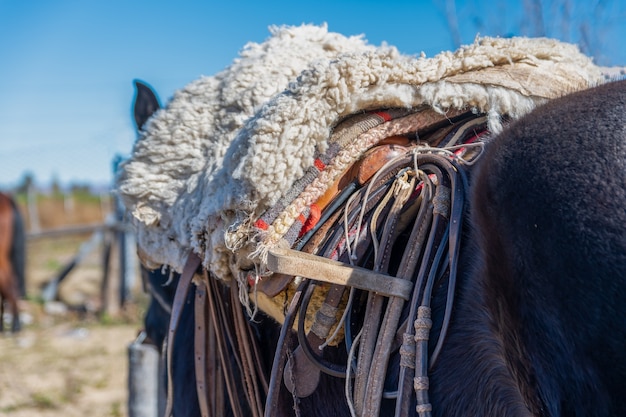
2,0,624,191
0,1,624,416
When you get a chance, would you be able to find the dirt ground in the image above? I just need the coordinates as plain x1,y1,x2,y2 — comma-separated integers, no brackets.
0,308,141,417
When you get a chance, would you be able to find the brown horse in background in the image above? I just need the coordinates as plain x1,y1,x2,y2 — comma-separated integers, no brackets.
0,192,21,333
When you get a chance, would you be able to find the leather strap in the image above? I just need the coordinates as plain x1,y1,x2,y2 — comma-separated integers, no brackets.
265,282,307,417
205,270,246,417
165,252,202,417
284,283,346,396
394,156,467,417
194,282,210,417
230,280,265,417
352,158,418,415
357,165,421,416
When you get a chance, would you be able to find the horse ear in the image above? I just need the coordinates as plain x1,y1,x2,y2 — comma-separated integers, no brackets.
133,79,161,132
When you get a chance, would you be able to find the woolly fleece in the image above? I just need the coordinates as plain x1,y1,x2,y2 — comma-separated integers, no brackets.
117,24,604,280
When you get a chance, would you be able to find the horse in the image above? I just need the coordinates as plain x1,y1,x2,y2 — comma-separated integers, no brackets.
0,192,23,333
428,79,626,417
132,78,626,417
11,196,26,300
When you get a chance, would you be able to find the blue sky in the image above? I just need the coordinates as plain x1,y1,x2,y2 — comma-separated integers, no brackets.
1,0,624,189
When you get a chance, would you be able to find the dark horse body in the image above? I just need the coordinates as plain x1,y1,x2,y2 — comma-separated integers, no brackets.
0,192,25,333
133,79,626,416
430,79,626,417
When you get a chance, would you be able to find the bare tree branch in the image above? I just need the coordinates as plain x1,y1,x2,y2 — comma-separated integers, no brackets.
436,0,622,65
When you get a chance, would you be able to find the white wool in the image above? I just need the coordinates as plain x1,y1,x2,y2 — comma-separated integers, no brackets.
117,25,604,279
117,24,374,271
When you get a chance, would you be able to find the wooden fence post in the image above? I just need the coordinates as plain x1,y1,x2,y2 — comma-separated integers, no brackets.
41,230,103,302
100,219,114,316
27,182,40,233
112,155,135,308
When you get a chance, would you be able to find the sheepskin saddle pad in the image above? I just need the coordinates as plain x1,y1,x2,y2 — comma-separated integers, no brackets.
116,24,604,321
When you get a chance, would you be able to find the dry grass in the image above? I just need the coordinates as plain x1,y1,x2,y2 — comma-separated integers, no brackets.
0,313,140,417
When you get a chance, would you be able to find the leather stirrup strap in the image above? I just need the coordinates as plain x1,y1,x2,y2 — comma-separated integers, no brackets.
205,271,247,417
265,281,307,417
230,282,265,417
354,167,417,415
359,170,420,416
194,281,210,417
165,252,202,417
394,156,466,417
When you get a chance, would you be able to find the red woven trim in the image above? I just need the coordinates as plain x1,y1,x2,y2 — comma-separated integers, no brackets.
254,218,269,230
299,204,322,237
314,158,326,171
373,111,392,122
